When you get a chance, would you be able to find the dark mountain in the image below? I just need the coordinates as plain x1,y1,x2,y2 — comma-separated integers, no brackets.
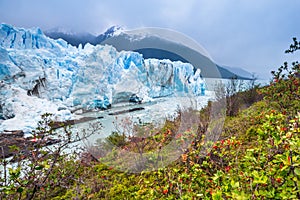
45,26,252,80
221,66,254,79
94,26,123,44
44,30,96,47
100,30,252,80
44,26,123,47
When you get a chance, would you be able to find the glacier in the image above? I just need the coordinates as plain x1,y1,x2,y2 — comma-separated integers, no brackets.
0,24,206,133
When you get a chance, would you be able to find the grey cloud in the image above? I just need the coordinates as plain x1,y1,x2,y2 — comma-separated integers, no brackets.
0,0,300,79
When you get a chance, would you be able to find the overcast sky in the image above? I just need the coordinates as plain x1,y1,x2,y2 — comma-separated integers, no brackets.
1,0,300,79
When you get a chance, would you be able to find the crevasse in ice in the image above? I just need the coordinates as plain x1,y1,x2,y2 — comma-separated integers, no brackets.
0,23,205,132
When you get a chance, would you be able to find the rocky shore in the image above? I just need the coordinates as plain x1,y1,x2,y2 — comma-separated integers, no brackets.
0,103,148,160
0,130,60,159
0,116,100,159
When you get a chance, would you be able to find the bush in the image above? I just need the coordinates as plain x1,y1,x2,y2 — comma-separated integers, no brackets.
260,38,300,115
0,113,101,199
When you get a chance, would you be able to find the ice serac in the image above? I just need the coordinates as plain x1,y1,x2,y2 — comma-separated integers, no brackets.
143,59,205,97
0,24,206,132
0,23,69,50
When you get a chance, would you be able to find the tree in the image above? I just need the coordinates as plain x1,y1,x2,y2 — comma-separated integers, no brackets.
261,38,300,114
214,76,245,116
0,113,101,199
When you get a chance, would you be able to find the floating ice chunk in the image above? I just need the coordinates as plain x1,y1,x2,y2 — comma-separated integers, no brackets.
53,109,72,122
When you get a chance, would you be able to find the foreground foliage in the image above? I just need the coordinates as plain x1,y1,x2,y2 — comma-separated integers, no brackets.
0,38,299,199
54,106,299,199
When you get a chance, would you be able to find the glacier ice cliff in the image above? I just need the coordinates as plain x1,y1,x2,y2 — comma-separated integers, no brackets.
0,24,206,132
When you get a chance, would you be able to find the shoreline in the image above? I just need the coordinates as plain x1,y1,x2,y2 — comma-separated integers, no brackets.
0,105,147,159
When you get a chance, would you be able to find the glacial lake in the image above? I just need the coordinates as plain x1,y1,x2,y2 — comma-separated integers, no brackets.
69,92,216,149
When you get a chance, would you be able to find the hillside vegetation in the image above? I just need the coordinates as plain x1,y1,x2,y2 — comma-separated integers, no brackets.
0,39,299,200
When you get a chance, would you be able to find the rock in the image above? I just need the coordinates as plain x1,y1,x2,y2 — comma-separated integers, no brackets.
0,130,61,160
93,96,111,110
58,106,67,111
108,107,144,115
129,94,143,104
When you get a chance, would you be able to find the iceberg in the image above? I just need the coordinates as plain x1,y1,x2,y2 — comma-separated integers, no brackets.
0,24,206,132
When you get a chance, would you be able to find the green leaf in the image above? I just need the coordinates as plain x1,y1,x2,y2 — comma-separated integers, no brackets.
8,145,20,152
35,165,44,170
16,187,24,193
231,180,240,188
212,190,222,200
295,168,300,176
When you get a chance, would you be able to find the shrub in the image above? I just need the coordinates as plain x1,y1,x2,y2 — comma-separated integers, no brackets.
260,38,300,114
0,113,101,199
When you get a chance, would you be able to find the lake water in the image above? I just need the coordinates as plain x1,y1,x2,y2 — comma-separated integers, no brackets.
68,77,269,149
70,91,216,148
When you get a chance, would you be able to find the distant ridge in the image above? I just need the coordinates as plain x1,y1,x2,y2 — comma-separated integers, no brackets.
44,29,97,46
221,66,254,79
45,26,253,80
